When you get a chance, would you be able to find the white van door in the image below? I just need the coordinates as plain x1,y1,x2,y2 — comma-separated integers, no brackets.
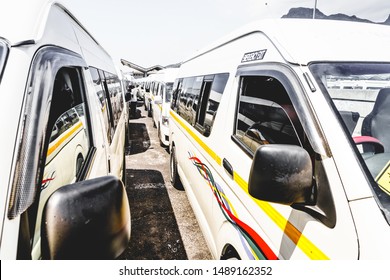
4,46,109,259
89,68,126,180
172,76,216,225
170,74,231,257
217,65,359,259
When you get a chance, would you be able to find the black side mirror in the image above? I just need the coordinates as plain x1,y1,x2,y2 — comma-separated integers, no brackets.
248,144,315,205
41,176,131,259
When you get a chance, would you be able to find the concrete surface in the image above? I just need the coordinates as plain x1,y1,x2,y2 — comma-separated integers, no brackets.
119,106,212,260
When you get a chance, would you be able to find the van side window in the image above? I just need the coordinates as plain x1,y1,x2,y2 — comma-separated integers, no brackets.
104,71,124,129
157,83,162,97
178,77,195,123
90,67,112,143
195,73,229,136
171,78,183,112
234,75,301,155
173,73,229,136
35,67,92,252
165,82,173,102
189,76,203,125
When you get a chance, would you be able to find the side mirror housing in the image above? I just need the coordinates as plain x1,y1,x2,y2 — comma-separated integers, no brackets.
41,176,131,259
248,145,315,205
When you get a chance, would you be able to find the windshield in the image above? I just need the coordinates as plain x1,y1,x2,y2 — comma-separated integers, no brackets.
310,63,390,219
0,39,9,84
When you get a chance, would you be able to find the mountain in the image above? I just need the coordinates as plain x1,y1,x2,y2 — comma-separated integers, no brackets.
282,7,390,25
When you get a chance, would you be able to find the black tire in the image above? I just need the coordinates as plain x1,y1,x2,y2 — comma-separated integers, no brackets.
221,246,241,260
158,125,165,147
153,117,156,128
170,145,183,190
121,151,127,187
147,103,152,117
125,119,130,148
75,154,84,178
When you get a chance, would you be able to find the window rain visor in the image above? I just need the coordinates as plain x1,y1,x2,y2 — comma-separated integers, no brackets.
310,63,390,223
0,39,9,84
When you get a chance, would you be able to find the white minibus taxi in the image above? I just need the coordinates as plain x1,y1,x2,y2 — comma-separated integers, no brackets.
169,19,390,259
0,0,130,259
151,68,179,146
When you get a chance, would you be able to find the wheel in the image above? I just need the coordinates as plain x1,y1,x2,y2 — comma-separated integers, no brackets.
221,246,241,260
121,151,127,187
153,117,156,128
158,125,164,147
75,154,84,178
147,103,152,117
170,145,183,190
125,119,130,148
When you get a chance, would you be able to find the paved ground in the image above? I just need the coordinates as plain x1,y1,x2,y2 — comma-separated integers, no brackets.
118,106,212,260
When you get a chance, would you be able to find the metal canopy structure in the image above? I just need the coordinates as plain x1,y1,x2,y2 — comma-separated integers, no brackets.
120,59,164,77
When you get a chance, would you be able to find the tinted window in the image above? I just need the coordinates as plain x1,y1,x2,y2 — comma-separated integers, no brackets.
234,76,301,155
178,77,195,123
196,73,229,136
165,82,173,102
34,67,91,256
104,71,124,129
171,78,183,111
90,67,112,142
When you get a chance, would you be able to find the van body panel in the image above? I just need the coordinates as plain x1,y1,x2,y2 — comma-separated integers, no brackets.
0,50,33,240
170,19,390,259
0,0,129,259
187,19,390,66
150,68,179,146
349,198,390,259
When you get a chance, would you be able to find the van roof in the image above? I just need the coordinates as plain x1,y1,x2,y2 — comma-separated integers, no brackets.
0,0,116,72
185,19,390,65
0,0,97,47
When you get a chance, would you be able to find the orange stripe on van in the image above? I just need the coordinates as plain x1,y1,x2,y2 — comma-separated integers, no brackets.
234,172,329,260
171,110,329,260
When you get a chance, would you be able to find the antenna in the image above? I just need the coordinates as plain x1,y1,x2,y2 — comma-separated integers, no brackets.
313,0,318,19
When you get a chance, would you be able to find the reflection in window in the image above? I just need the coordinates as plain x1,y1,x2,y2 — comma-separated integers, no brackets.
33,67,91,259
310,63,390,221
234,76,300,155
165,82,173,102
201,73,229,136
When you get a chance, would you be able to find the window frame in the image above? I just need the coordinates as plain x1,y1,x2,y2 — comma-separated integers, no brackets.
194,73,229,137
0,39,9,85
233,63,329,158
7,46,98,259
173,73,229,137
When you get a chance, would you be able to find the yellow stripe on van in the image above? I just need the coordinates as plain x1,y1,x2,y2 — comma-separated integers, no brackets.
170,111,222,165
171,110,329,260
47,122,83,157
234,172,329,260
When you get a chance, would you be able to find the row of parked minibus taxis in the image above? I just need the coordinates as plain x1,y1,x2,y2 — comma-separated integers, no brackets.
1,0,390,260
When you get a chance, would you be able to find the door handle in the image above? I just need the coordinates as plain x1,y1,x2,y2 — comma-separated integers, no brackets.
223,158,233,177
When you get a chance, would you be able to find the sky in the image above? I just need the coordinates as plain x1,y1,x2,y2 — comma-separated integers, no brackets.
60,0,390,70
